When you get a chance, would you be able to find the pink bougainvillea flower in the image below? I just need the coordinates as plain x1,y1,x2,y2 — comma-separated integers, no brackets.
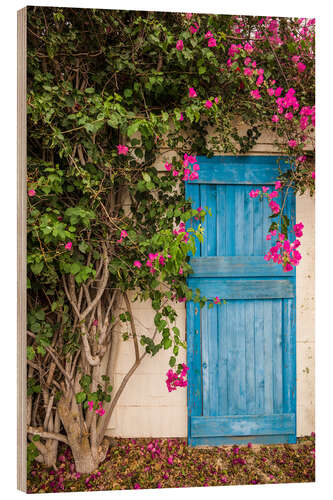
266,234,272,240
297,62,306,72
178,297,186,303
293,222,304,237
189,87,197,98
284,262,293,272
272,114,279,123
269,200,280,214
172,170,179,176
117,145,128,155
252,61,257,68
275,87,283,97
244,42,254,53
176,40,184,50
291,55,300,63
214,97,219,104
192,163,200,171
275,181,282,189
93,319,98,326
244,68,253,77
270,229,277,236
262,186,269,193
285,112,293,120
87,401,94,411
189,23,199,34
134,483,141,489
279,233,285,241
189,172,199,180
179,112,184,121
205,31,213,39
208,37,217,47
288,139,297,148
311,171,315,179
164,162,172,171
117,230,128,243
256,75,264,86
250,89,261,100
205,100,213,108
148,252,158,261
249,189,260,198
244,56,252,66
133,260,142,268
179,267,183,275
269,190,278,199
167,456,174,465
186,13,192,19
214,296,221,304
65,242,72,250
267,88,275,96
28,189,36,197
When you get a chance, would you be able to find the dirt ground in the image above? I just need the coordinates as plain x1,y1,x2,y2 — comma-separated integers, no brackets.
27,435,315,493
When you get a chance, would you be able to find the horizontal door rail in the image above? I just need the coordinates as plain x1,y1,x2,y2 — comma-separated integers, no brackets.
187,155,291,185
188,277,295,299
191,414,296,437
190,256,296,278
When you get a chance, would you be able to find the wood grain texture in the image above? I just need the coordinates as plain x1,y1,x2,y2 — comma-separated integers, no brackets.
188,155,291,184
191,414,296,437
189,256,296,277
188,277,295,299
186,156,297,446
17,6,27,492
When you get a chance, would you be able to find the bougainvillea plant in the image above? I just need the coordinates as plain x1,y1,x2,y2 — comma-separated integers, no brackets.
26,7,314,473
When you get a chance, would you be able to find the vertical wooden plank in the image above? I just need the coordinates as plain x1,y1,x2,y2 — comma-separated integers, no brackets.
244,185,254,256
283,297,297,418
235,186,245,256
201,185,217,256
218,303,228,415
263,300,273,413
216,185,226,256
225,185,235,256
254,300,265,411
201,305,218,416
187,301,202,444
263,187,272,255
237,300,247,412
245,301,256,413
227,301,247,414
186,183,201,257
17,7,27,492
272,299,283,413
253,189,264,255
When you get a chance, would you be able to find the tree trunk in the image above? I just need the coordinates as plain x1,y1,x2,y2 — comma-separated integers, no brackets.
57,394,99,474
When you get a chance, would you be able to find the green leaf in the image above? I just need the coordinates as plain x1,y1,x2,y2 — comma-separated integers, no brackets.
75,391,87,404
127,121,140,137
169,356,176,367
163,338,172,350
27,346,35,360
31,262,44,275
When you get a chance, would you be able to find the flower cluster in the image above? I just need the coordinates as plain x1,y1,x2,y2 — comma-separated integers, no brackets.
117,229,128,243
87,401,105,416
166,364,189,392
264,226,303,272
117,145,128,155
249,183,304,272
182,153,200,181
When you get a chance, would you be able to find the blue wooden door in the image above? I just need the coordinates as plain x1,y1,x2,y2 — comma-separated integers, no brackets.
186,156,296,446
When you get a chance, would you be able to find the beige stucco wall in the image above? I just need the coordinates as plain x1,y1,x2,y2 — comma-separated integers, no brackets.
106,137,315,439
